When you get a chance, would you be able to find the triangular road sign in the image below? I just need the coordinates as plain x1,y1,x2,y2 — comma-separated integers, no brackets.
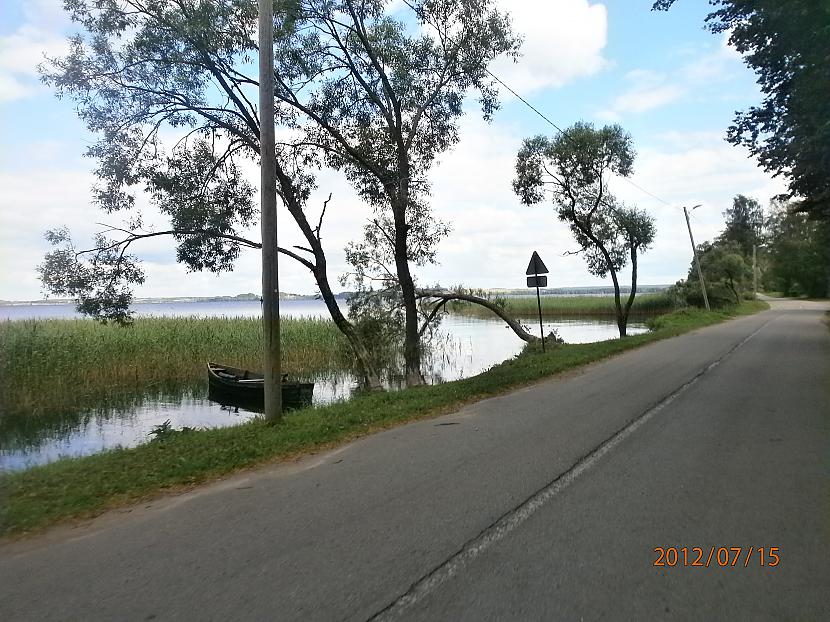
526,251,549,275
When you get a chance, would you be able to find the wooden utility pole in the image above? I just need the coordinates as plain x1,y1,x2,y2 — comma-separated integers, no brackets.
259,0,281,421
683,205,710,311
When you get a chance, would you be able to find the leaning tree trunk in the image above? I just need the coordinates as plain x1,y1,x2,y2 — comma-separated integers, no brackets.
416,290,543,344
589,240,628,338
314,264,383,391
611,270,626,338
277,172,383,390
570,204,627,338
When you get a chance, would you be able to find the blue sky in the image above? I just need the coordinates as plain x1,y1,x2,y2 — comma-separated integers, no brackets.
0,0,785,301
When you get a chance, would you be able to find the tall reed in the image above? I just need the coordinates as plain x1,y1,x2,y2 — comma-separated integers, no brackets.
0,316,349,421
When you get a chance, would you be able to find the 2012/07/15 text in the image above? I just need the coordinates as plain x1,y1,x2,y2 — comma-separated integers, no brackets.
653,547,780,568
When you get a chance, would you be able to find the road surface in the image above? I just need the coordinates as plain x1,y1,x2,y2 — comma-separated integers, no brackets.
1,299,828,620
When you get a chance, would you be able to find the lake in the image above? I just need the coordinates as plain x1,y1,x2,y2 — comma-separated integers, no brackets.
0,299,648,471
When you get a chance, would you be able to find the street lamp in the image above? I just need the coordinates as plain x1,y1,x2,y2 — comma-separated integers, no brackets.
683,204,710,311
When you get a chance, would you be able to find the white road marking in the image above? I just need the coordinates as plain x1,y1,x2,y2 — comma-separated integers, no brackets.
370,317,773,620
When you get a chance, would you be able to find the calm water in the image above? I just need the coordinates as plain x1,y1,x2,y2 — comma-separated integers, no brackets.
0,299,648,471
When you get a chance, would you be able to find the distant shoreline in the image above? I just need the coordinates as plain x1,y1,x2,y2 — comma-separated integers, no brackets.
0,285,671,306
0,293,324,306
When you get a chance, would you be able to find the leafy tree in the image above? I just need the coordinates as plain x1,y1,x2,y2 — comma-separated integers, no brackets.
719,194,764,257
680,241,751,305
513,122,656,337
38,0,386,389
763,202,830,297
37,0,517,388
702,242,752,303
273,0,519,385
653,0,830,220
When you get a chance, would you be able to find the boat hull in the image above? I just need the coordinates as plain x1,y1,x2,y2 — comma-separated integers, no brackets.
207,363,314,409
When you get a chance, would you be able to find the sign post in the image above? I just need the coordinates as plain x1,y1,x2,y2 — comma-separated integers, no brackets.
526,251,549,352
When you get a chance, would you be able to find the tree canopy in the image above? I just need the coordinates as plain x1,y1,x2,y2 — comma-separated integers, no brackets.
513,122,656,337
762,202,830,297
719,194,764,257
696,242,752,304
38,0,519,387
653,0,830,219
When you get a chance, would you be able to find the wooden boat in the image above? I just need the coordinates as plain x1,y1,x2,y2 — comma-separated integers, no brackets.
207,363,314,408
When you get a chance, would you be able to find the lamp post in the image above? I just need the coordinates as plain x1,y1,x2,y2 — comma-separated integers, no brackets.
683,204,710,311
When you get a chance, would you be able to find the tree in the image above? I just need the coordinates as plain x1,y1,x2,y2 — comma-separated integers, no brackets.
513,122,656,337
272,0,519,386
653,1,830,220
694,242,752,304
38,0,389,390
719,194,764,257
763,202,830,297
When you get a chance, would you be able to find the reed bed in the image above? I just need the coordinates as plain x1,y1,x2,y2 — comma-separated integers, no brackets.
0,316,349,420
451,292,674,318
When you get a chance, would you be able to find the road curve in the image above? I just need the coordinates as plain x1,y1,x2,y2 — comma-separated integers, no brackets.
1,299,827,621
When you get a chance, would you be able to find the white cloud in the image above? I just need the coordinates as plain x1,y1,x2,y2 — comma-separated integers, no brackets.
0,72,35,101
0,163,97,300
490,0,608,93
605,132,788,283
0,3,72,102
600,71,685,121
598,39,744,120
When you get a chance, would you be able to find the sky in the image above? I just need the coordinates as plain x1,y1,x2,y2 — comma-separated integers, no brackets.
0,0,787,301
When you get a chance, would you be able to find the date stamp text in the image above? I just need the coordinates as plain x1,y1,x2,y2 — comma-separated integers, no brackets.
653,546,780,568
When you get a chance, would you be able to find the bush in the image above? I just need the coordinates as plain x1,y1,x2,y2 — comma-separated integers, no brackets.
669,279,736,309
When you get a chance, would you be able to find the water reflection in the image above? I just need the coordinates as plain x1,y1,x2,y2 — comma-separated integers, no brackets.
0,314,647,471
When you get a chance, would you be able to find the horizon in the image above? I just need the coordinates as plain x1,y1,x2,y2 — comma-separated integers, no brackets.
0,282,675,305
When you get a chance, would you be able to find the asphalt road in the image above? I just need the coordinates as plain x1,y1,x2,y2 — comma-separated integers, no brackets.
1,300,828,621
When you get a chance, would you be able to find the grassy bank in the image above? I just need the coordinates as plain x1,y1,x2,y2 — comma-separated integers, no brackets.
0,301,767,537
0,316,349,421
451,292,674,318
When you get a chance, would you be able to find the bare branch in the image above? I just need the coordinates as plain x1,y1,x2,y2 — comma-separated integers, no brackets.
81,226,315,271
315,193,332,241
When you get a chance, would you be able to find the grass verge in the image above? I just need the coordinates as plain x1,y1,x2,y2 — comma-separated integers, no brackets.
0,301,768,537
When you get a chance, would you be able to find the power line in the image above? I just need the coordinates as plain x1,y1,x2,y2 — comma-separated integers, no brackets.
485,69,567,136
486,68,676,209
619,177,673,207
